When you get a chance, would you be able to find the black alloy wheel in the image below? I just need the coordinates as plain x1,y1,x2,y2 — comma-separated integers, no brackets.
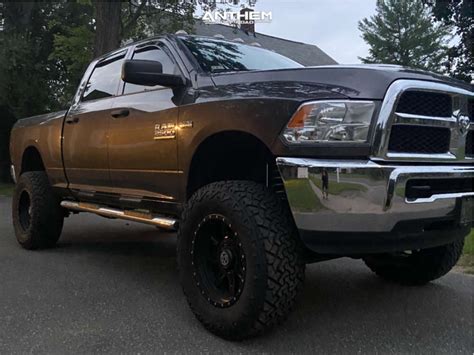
192,214,246,308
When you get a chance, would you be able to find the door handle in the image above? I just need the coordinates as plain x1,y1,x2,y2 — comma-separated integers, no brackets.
111,109,130,118
65,116,79,124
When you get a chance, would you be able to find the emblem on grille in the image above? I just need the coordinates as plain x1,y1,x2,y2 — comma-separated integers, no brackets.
455,111,470,136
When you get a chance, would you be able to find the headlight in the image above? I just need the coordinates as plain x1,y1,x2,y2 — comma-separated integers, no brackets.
282,100,375,144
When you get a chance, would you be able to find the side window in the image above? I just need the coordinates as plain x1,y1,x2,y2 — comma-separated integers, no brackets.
123,46,179,95
82,53,125,102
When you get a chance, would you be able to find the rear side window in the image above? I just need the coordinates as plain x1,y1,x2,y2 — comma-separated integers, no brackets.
82,52,125,102
123,46,179,95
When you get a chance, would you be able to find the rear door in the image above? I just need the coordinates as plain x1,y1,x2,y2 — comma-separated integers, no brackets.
63,50,127,193
108,42,182,203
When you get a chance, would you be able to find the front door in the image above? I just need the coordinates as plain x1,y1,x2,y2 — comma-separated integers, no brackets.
108,43,181,203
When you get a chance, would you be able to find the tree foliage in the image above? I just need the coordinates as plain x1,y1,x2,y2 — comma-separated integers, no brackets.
358,0,452,72
426,0,473,82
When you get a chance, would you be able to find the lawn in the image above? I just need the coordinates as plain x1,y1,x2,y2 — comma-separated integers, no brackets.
284,179,324,212
0,183,14,197
457,229,474,274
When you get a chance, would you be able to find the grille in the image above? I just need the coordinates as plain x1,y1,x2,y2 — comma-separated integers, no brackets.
388,125,451,154
466,131,473,157
396,91,452,117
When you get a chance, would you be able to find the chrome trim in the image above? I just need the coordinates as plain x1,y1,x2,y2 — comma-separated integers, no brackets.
276,157,474,233
385,152,457,160
372,80,473,162
407,192,474,204
393,112,456,127
60,201,178,230
10,164,16,184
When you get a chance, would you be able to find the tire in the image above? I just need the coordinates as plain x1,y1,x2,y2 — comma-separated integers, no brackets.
177,181,305,340
363,239,465,285
12,171,64,250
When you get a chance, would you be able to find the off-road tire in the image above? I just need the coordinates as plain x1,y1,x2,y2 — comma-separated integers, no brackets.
177,181,305,340
12,171,64,249
363,239,465,285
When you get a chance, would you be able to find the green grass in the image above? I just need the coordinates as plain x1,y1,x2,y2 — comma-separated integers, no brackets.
0,183,14,197
285,179,324,212
309,175,367,196
457,229,474,274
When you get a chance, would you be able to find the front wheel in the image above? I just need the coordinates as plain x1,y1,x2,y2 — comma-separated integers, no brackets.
12,171,64,249
177,181,305,340
363,239,465,285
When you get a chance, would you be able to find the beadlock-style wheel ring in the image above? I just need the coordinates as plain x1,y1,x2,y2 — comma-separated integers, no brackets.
191,214,247,308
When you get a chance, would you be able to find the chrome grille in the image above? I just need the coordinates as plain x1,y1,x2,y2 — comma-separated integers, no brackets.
388,125,450,154
372,80,474,162
396,91,452,117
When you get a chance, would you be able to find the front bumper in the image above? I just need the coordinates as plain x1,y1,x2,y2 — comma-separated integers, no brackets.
276,158,473,253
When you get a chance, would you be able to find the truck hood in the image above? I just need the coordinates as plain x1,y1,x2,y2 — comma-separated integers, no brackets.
210,65,472,101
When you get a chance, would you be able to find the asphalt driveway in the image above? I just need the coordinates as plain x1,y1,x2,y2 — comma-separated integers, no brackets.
0,196,472,354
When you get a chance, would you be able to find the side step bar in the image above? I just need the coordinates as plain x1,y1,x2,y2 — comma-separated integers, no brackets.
60,201,178,230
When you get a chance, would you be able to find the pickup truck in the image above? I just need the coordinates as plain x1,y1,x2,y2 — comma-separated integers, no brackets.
9,34,474,340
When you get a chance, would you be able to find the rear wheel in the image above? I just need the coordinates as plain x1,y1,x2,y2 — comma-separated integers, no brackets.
178,181,305,340
12,171,64,249
363,239,465,285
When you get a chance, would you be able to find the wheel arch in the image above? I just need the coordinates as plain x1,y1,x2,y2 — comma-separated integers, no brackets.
186,130,278,200
20,146,46,175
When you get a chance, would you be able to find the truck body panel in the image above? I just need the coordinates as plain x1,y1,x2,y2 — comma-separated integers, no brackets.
9,33,473,234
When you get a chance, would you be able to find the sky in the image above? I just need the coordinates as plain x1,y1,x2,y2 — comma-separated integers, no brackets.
249,0,377,64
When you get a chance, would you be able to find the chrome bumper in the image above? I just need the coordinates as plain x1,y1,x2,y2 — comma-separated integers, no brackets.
276,158,474,233
10,164,16,184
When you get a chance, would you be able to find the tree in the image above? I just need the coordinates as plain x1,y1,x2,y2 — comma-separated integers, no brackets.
426,0,472,82
358,0,451,72
0,2,56,118
48,2,95,107
93,0,122,57
92,0,196,57
92,1,259,57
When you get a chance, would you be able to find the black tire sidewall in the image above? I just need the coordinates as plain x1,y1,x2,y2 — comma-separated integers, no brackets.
363,238,466,285
12,177,33,246
178,190,268,335
12,172,63,249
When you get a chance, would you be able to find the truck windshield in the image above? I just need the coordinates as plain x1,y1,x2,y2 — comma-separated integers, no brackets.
179,36,303,74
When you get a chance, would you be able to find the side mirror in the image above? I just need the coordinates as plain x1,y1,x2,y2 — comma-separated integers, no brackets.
121,59,186,88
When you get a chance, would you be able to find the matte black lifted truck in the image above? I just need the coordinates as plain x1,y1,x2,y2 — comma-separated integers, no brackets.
9,34,474,340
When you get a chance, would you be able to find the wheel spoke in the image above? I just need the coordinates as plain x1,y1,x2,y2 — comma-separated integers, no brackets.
227,271,236,295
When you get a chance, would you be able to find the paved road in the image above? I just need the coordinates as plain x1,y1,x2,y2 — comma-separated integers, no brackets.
0,196,473,354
